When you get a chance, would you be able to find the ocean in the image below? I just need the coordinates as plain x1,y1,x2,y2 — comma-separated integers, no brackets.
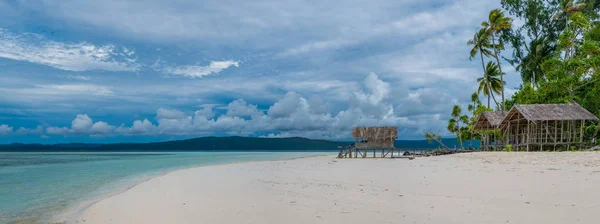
0,151,332,224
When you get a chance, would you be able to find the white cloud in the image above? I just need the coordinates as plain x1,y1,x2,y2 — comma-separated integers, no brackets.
161,60,239,78
226,99,262,118
116,119,156,135
16,125,44,135
267,92,310,119
64,75,91,81
194,106,215,119
90,121,115,135
33,84,114,96
280,39,354,56
0,29,139,72
156,107,187,119
18,73,450,139
46,114,115,136
71,114,93,134
46,126,70,135
0,124,13,135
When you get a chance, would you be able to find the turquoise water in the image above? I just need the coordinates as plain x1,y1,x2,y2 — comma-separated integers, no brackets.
0,151,332,224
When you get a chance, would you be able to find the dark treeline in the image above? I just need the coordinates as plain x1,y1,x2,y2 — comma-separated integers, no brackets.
0,136,472,152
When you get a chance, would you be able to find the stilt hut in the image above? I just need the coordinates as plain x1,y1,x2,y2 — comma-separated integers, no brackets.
338,126,398,158
498,103,598,151
473,111,506,151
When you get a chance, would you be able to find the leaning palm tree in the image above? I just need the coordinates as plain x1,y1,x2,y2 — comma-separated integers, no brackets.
482,9,512,111
424,132,451,150
477,61,503,109
468,28,494,75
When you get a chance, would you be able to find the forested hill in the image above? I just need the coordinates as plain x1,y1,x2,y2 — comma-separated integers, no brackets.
0,136,474,152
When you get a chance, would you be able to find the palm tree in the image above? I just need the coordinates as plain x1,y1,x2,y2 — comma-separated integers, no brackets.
467,93,481,148
424,132,450,150
553,0,587,61
477,61,503,108
554,0,587,22
518,38,554,87
448,105,464,149
482,9,513,111
468,28,494,75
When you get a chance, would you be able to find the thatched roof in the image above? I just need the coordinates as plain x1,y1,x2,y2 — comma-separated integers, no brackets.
498,103,598,129
473,111,507,131
511,104,598,121
352,126,398,140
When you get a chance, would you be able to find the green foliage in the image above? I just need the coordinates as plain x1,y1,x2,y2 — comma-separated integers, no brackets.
493,1,600,145
477,62,504,108
570,146,578,151
505,144,513,152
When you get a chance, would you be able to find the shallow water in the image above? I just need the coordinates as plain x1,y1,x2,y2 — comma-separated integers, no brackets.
0,151,332,224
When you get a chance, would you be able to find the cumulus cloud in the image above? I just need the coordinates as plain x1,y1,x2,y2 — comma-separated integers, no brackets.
116,119,156,135
267,92,310,119
0,124,13,135
71,114,94,134
226,99,263,118
161,60,239,78
0,29,139,72
16,125,44,135
45,114,115,136
90,121,115,135
14,73,449,139
156,107,187,120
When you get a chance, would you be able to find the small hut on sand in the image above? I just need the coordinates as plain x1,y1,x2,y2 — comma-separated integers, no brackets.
473,111,507,151
498,103,598,151
338,126,398,158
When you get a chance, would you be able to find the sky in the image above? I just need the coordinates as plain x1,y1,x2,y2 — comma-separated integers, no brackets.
0,0,523,144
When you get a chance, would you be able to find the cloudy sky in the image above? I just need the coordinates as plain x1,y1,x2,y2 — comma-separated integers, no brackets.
0,0,521,143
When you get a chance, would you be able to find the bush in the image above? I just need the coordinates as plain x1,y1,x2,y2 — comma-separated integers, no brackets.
505,144,513,152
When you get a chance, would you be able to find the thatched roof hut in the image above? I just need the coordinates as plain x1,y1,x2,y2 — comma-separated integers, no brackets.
473,111,507,131
352,126,398,140
499,103,598,129
352,126,398,149
498,103,598,151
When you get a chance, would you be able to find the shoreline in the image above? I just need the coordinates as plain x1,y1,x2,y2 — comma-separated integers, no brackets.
51,153,335,224
65,152,600,224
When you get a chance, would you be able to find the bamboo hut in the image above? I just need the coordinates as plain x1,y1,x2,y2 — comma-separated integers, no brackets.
339,126,398,158
473,111,506,151
498,103,598,151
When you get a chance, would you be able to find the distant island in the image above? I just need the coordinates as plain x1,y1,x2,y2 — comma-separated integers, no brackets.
0,136,475,152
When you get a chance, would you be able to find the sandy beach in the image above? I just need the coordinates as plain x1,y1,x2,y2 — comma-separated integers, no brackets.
66,152,600,224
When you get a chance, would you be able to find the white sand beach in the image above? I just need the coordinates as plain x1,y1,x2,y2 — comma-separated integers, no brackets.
67,152,600,224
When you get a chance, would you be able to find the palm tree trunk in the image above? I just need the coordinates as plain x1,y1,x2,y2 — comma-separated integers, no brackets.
479,50,491,108
490,31,505,111
479,50,486,74
456,121,463,149
490,91,499,109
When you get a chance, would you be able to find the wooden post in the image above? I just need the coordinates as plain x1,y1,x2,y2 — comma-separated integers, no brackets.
507,122,511,150
554,120,558,144
525,121,531,152
545,120,549,144
567,120,571,150
516,118,520,150
561,120,564,143
580,119,585,143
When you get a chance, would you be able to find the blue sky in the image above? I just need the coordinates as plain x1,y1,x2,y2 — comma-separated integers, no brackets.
0,0,521,143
